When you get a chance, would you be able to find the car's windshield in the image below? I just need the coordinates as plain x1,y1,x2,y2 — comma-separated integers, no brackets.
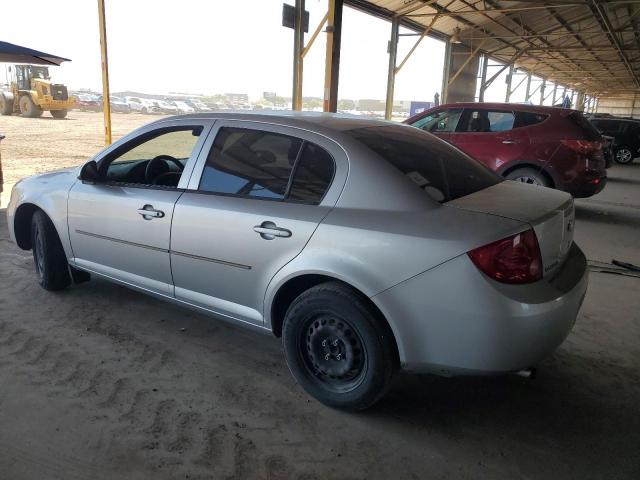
349,124,501,203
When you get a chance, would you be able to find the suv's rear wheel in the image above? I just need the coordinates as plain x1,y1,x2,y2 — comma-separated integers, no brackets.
282,282,395,411
614,146,634,164
31,210,71,291
505,167,551,187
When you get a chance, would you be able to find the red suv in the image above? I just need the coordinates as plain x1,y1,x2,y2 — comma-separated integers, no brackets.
405,102,607,198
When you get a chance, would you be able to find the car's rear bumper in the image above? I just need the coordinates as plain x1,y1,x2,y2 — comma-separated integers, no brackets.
564,172,607,198
373,243,588,375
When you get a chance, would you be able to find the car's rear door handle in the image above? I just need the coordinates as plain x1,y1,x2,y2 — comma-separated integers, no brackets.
253,221,292,240
137,205,165,220
501,140,516,144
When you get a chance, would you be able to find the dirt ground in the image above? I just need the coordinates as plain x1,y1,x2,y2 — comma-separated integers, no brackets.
0,111,167,205
0,112,639,479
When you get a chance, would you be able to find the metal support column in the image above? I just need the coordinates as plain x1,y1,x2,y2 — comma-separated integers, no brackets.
441,41,452,104
292,0,305,111
505,64,514,102
552,84,558,105
524,73,532,102
478,54,488,102
539,79,546,105
384,17,399,120
97,0,112,146
323,0,343,113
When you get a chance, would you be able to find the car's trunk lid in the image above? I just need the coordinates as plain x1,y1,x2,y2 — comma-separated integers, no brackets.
447,180,575,278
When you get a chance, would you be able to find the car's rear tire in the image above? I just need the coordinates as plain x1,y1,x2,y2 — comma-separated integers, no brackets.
50,109,68,119
31,210,71,291
19,95,43,118
505,167,551,187
614,146,634,164
282,282,396,411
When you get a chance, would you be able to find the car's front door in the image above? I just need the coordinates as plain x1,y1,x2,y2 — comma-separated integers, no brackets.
169,121,347,326
451,108,529,171
67,119,211,295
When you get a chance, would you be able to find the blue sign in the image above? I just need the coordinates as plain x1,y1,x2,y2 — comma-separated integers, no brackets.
410,101,433,117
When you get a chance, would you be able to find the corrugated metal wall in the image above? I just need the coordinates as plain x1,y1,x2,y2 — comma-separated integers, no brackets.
596,94,640,119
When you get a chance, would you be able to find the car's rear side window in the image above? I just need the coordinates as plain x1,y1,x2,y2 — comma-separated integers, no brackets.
198,127,334,204
514,111,549,128
349,125,500,203
288,142,335,203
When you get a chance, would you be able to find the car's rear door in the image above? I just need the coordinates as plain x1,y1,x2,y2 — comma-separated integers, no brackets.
451,108,529,171
169,120,347,326
67,119,212,295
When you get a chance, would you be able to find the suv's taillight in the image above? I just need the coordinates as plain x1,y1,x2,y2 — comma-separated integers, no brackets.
561,139,601,154
468,229,542,284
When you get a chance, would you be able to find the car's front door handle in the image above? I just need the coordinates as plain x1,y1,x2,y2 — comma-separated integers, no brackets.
501,140,516,144
137,205,165,220
253,221,292,240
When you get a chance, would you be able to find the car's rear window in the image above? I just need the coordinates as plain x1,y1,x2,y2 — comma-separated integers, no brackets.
349,125,501,203
568,112,601,140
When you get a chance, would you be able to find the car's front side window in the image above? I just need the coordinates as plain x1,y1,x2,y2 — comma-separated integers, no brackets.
103,126,203,187
198,127,335,204
412,109,462,133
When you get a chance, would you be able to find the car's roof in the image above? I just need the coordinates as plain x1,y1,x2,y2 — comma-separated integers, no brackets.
149,111,398,134
436,102,571,114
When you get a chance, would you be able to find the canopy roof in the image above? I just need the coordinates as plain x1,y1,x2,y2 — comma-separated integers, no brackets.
346,0,640,94
0,40,71,66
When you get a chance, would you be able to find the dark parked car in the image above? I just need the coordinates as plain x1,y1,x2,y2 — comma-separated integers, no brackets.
601,134,615,168
406,103,607,198
589,117,640,164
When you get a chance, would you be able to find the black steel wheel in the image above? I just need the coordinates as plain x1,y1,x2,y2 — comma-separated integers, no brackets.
302,314,367,393
283,282,396,410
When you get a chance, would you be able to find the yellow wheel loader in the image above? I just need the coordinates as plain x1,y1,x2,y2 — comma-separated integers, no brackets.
0,64,76,119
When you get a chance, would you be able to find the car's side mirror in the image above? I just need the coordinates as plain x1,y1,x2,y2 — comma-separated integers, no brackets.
78,160,101,184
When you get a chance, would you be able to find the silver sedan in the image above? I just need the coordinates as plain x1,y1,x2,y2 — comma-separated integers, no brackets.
6,113,587,410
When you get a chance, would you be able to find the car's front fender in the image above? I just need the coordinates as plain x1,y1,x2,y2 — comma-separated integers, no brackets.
6,168,79,259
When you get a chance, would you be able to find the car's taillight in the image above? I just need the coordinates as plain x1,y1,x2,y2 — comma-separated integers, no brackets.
467,229,542,284
561,139,601,154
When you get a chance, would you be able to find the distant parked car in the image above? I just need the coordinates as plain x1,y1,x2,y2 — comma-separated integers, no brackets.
406,103,607,198
76,94,101,112
109,96,131,114
154,100,178,115
172,101,195,114
189,99,210,112
7,113,588,410
125,97,161,115
589,117,640,164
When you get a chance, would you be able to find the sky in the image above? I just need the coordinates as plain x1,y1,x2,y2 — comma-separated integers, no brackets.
1,0,447,103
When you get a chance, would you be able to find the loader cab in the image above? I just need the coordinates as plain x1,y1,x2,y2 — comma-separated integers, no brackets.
14,65,50,90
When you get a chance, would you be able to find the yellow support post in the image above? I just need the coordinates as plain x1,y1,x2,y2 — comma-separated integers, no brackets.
97,0,112,146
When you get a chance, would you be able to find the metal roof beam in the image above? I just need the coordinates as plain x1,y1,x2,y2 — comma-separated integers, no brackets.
590,0,640,87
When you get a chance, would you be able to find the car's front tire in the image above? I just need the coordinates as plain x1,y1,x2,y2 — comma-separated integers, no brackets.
31,210,71,291
614,145,634,164
283,282,396,411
